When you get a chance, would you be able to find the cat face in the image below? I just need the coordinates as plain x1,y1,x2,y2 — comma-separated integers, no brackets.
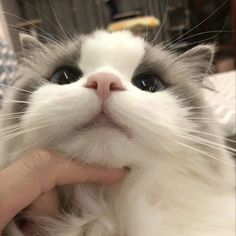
1,30,216,168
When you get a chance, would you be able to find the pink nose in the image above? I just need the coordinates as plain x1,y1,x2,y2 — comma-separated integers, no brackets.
85,72,124,100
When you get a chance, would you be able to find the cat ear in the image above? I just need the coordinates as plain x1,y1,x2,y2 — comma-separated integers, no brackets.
180,45,215,74
20,33,45,53
179,45,216,90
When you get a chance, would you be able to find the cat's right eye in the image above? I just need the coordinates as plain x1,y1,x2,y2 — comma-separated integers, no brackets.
132,73,167,92
50,66,82,85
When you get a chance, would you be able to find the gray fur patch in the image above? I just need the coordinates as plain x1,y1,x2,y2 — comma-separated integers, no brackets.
2,37,82,125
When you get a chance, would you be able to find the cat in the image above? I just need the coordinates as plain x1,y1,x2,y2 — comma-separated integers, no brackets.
0,30,235,236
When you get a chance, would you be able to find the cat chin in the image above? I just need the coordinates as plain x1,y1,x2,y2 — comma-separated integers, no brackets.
51,126,155,168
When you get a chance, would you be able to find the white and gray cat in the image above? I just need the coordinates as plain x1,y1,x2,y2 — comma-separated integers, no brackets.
0,30,235,236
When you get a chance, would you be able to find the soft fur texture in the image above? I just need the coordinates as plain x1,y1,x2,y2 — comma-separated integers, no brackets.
0,31,235,236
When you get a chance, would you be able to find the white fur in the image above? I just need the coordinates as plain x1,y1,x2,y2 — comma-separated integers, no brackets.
0,31,235,236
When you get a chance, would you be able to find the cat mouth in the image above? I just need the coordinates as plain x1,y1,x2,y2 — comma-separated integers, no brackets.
75,112,129,134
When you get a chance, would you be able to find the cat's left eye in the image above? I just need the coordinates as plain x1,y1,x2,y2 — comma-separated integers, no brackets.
50,66,82,85
132,74,167,92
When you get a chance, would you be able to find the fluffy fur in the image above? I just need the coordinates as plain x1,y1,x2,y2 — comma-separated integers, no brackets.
0,31,235,236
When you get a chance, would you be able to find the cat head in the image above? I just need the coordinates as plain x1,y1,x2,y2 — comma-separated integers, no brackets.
1,30,218,168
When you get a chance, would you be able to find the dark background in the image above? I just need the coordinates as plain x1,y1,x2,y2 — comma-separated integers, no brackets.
1,0,235,71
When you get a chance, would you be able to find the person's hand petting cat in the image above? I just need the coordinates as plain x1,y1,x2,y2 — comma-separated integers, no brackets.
0,150,125,233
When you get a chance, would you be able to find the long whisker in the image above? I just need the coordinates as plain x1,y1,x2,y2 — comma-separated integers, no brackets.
0,109,47,119
164,101,234,113
187,120,218,124
0,124,21,133
0,21,60,44
169,31,227,49
174,131,236,153
48,0,69,41
0,99,31,104
0,111,27,117
7,125,61,158
167,12,232,48
0,10,55,41
17,0,67,40
152,0,170,43
169,30,233,49
164,0,230,48
1,123,52,143
0,84,33,94
187,117,218,121
0,115,50,132
0,97,61,105
158,140,177,160
169,91,208,105
187,101,233,110
0,121,39,134
180,127,236,143
171,139,233,166
0,115,26,121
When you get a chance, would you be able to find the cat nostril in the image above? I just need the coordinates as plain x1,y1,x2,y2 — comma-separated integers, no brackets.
85,72,124,100
87,80,98,89
110,82,121,90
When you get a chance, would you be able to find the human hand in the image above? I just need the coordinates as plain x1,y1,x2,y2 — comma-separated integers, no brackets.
0,150,125,233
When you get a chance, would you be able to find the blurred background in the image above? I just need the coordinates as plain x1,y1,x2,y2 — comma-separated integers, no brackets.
0,0,235,72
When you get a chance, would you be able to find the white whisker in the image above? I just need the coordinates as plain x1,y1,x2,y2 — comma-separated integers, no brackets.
0,99,31,104
48,0,69,41
7,126,61,158
0,21,60,44
171,29,231,48
152,0,170,43
0,111,27,117
181,127,236,143
1,123,52,143
171,139,233,166
17,0,68,40
0,10,55,40
164,0,230,48
175,131,236,153
0,84,32,94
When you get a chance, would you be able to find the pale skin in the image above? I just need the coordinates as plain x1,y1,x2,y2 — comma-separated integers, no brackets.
0,150,125,234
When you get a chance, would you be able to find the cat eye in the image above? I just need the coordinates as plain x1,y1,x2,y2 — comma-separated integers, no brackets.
50,66,82,85
132,74,167,92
